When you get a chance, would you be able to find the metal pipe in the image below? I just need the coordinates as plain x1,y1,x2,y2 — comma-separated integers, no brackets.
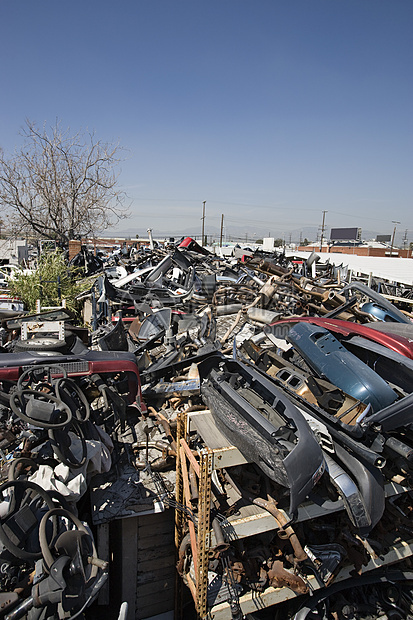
223,470,307,562
267,559,308,594
216,304,243,316
189,464,199,501
176,533,191,575
148,407,178,453
147,228,154,250
132,440,176,456
252,496,308,562
211,518,227,551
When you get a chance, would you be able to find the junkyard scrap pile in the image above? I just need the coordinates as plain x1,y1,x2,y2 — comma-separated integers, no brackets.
1,237,413,619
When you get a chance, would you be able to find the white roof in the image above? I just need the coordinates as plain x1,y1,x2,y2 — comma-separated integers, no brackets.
288,251,413,286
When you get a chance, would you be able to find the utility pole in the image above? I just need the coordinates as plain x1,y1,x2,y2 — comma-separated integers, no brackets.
403,229,408,250
389,220,400,257
220,214,224,248
201,201,206,246
319,210,327,252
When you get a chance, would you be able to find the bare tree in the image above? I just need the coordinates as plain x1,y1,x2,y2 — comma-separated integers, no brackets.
0,119,130,245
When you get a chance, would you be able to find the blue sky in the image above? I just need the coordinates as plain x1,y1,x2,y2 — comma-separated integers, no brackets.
0,1,412,242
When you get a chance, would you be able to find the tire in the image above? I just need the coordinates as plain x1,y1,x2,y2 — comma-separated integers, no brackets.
14,337,68,352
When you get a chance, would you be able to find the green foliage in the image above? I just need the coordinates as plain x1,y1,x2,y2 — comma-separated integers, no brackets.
8,250,90,315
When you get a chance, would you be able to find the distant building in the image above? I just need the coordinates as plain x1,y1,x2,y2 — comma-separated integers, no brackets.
0,239,28,265
298,240,412,258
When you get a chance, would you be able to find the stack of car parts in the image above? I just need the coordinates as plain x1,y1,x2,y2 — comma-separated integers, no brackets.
0,240,413,618
0,348,148,619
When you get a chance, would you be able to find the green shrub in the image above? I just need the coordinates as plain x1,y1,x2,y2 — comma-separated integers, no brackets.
8,250,91,317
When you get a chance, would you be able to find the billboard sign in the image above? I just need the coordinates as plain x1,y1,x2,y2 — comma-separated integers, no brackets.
330,227,361,241
376,234,391,243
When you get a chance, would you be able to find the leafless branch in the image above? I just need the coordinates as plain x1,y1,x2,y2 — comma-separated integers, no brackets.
0,119,130,244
